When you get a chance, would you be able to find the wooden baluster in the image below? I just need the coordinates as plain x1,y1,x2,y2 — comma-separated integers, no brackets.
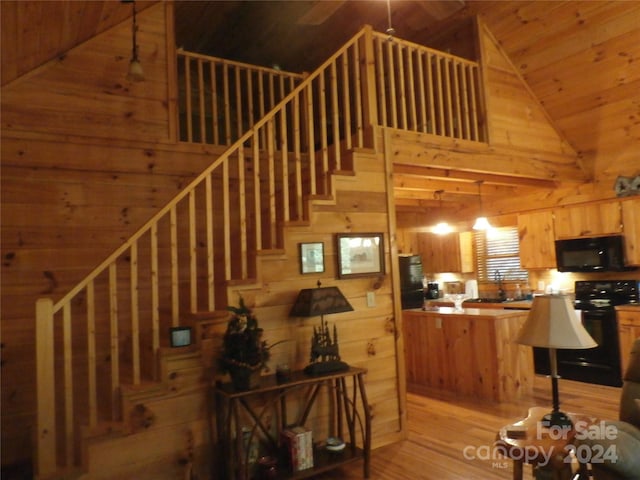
330,60,341,171
150,223,160,377
397,43,408,130
416,50,427,133
109,263,120,420
293,91,303,220
188,191,197,311
86,281,97,427
460,63,471,141
170,206,179,325
36,298,56,476
222,155,231,280
341,50,353,151
452,59,462,139
305,83,316,195
235,66,243,142
318,71,328,194
63,303,73,466
223,63,231,145
279,104,290,224
246,69,254,133
435,55,445,136
406,48,417,131
205,175,215,309
267,119,277,247
210,61,219,145
443,57,454,137
130,242,140,384
238,147,248,278
184,55,193,143
197,59,206,143
375,36,387,127
469,66,480,141
252,134,262,251
386,39,398,129
426,52,436,134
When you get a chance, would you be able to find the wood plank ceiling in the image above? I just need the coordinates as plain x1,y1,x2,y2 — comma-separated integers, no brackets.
2,1,638,215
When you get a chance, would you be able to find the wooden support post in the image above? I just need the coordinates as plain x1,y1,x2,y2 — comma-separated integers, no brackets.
360,25,379,148
36,298,56,477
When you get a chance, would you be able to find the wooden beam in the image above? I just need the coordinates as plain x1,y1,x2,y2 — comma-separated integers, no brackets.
393,164,558,188
389,129,587,182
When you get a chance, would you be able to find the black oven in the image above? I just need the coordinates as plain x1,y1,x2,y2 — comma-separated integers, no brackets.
533,280,639,387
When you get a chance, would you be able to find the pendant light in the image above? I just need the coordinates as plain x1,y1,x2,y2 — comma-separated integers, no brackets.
473,180,492,231
126,0,144,82
432,190,453,235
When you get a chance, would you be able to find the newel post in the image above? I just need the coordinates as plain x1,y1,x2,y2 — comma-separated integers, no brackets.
35,298,56,477
360,25,379,146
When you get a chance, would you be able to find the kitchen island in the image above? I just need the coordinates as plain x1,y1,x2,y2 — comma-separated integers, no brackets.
403,307,534,402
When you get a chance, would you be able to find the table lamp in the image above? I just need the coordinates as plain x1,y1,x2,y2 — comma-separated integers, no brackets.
516,294,597,428
290,281,353,375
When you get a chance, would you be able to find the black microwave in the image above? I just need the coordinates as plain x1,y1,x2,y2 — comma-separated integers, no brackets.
555,235,634,272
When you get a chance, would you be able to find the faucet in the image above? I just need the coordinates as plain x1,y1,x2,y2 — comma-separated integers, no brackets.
494,270,506,300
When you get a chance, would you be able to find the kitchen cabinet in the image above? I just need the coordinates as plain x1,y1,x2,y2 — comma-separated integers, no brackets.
553,202,622,239
622,197,640,265
617,306,640,375
517,211,556,269
403,308,533,401
418,231,474,273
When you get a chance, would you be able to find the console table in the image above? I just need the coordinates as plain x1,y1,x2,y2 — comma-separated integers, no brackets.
214,366,371,480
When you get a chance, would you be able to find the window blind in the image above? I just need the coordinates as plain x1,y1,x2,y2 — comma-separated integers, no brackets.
474,227,528,283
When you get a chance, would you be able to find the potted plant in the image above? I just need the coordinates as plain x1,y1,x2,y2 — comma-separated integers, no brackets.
219,296,273,390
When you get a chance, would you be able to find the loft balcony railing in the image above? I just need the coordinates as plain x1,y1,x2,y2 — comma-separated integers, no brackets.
34,26,486,477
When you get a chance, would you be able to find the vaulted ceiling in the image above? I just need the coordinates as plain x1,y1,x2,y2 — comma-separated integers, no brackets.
2,1,639,216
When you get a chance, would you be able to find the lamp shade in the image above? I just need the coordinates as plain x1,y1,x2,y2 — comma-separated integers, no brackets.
516,294,597,349
290,286,353,317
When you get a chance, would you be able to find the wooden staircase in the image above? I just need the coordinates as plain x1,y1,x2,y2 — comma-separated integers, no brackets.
33,25,486,479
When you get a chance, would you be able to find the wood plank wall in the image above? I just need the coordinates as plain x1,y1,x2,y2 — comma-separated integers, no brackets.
0,3,205,466
0,5,404,470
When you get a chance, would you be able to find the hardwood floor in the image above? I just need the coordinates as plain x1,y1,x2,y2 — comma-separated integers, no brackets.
317,375,619,479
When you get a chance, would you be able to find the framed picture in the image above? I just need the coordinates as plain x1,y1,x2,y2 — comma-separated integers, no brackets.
299,242,325,274
170,326,192,347
336,233,384,279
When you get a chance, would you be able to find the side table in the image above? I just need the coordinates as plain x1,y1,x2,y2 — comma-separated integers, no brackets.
495,406,594,480
214,366,371,480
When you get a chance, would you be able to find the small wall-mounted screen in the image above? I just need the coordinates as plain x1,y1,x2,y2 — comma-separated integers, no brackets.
170,326,192,347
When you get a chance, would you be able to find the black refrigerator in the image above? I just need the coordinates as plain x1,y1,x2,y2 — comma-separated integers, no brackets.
398,255,425,309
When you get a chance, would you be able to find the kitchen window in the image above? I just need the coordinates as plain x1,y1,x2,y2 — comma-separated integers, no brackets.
474,227,528,284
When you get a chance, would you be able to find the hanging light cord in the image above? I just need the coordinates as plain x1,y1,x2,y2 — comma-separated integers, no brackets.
386,0,395,39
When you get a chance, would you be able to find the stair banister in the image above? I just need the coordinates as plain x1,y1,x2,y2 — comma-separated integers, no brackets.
34,22,487,476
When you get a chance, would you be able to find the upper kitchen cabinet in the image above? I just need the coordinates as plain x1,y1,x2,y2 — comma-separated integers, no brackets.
518,211,556,269
622,197,640,265
418,232,474,273
553,202,623,239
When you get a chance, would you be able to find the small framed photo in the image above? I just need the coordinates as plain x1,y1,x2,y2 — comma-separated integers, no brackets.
170,326,192,348
299,242,325,274
336,233,384,279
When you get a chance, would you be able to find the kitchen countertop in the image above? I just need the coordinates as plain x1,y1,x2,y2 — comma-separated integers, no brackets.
425,299,533,310
407,306,530,318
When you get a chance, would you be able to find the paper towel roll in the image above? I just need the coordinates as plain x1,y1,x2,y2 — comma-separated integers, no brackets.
465,280,478,298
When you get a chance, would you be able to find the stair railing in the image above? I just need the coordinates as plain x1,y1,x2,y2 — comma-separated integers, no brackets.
371,31,487,142
176,51,305,146
34,25,376,477
34,24,486,477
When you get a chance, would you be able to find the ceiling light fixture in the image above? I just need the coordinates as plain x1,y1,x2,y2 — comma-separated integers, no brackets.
126,0,144,82
432,190,453,235
473,180,493,231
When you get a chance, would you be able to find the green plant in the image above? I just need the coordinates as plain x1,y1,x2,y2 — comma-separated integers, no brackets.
219,297,271,372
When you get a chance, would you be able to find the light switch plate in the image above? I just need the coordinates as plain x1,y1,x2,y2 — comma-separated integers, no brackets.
366,291,376,307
